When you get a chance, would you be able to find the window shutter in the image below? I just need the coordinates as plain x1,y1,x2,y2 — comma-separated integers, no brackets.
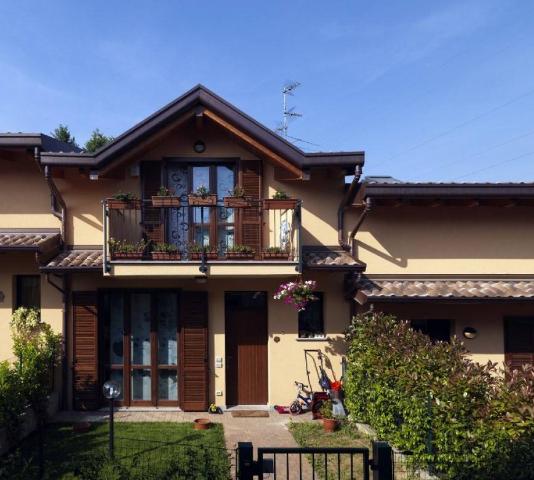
141,161,164,243
239,160,262,258
505,317,534,369
180,291,209,411
72,292,99,410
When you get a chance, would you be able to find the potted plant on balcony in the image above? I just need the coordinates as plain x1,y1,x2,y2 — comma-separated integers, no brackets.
188,185,217,206
223,186,251,208
109,238,147,260
263,246,291,260
226,244,255,260
107,192,141,209
263,190,298,210
150,242,181,261
320,400,339,433
188,242,218,260
151,186,181,208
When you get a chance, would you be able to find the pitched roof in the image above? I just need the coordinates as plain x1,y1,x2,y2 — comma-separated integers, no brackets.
0,230,61,251
303,246,365,270
41,249,103,272
355,277,534,304
355,178,534,204
39,85,363,172
0,133,81,153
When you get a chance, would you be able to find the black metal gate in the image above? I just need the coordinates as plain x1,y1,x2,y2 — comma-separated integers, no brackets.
237,441,393,480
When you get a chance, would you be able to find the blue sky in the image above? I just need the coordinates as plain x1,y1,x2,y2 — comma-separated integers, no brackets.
0,1,533,181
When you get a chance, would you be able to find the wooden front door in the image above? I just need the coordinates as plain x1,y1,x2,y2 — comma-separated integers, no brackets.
225,292,268,406
504,316,534,368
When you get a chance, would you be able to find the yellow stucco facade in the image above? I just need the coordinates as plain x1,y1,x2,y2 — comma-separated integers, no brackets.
1,87,532,411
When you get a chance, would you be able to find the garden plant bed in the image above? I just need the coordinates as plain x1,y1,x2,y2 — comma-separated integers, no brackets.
262,251,291,260
188,194,217,206
289,421,371,480
107,199,141,209
189,252,218,260
111,252,144,260
150,252,181,261
226,252,255,260
223,196,251,208
0,422,230,480
151,196,180,207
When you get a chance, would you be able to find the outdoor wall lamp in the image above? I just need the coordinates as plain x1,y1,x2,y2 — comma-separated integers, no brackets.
193,140,206,153
463,327,477,339
103,380,121,458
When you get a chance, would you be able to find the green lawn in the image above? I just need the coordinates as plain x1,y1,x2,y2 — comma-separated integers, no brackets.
0,422,231,480
289,421,371,480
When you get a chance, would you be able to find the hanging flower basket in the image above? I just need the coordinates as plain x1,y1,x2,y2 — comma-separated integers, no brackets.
274,280,317,312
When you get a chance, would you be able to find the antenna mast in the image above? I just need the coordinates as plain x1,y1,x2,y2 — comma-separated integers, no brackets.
278,81,302,137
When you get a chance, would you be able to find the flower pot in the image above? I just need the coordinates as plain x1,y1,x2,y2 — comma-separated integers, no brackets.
151,196,181,208
262,251,291,260
226,252,255,260
111,252,144,260
263,198,298,210
223,197,251,208
193,418,211,430
188,194,217,206
322,418,339,433
73,422,91,433
150,251,181,261
190,252,218,261
108,199,141,209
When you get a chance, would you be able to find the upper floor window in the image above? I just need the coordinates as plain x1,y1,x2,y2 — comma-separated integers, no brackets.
298,293,324,339
410,319,451,343
15,275,40,310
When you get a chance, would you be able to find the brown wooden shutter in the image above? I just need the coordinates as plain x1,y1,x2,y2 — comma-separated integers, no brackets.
180,291,209,411
72,292,99,410
141,161,164,243
239,160,262,258
504,317,534,369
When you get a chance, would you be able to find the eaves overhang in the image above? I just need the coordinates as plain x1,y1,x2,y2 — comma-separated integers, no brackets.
39,85,364,174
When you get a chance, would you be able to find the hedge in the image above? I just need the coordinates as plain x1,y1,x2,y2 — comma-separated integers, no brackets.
344,312,534,480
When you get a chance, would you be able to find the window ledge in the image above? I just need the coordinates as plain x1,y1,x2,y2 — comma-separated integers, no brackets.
296,336,328,342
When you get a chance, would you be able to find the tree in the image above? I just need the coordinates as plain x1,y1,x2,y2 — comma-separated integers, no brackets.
51,124,78,148
84,128,114,153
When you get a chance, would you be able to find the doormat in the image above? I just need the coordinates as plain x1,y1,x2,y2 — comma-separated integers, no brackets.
231,410,269,418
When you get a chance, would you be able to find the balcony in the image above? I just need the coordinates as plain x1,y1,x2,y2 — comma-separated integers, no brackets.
102,197,301,277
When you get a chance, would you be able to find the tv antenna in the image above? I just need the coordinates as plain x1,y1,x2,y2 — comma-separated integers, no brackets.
277,81,302,137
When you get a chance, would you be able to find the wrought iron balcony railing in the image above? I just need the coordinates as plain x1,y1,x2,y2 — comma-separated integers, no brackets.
102,197,301,271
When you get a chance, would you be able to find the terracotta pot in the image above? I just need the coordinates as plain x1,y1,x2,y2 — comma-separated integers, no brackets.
322,418,339,433
111,252,144,260
150,251,181,261
226,252,255,260
107,199,141,209
223,197,251,208
151,196,180,207
188,194,217,206
193,418,211,430
73,422,91,433
262,252,291,260
190,252,218,261
263,198,298,210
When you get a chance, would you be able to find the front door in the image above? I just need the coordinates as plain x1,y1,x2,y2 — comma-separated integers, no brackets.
225,292,268,406
504,316,534,368
102,291,180,407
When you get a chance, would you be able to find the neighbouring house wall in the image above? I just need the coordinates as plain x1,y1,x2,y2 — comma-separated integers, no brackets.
368,301,534,366
351,206,534,275
0,152,60,230
68,270,349,409
0,253,63,361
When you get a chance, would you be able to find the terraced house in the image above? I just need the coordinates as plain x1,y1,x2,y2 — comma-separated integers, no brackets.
0,85,532,412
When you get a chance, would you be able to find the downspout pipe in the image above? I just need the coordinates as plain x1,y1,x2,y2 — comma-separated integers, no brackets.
338,164,363,251
46,273,70,410
35,147,67,243
349,197,372,255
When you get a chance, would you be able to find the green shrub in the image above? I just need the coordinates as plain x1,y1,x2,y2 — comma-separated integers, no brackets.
0,361,24,441
344,312,534,480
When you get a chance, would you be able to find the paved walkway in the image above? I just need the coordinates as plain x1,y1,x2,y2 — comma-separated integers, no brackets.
53,409,314,449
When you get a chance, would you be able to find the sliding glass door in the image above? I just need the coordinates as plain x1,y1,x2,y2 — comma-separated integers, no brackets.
102,290,179,407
